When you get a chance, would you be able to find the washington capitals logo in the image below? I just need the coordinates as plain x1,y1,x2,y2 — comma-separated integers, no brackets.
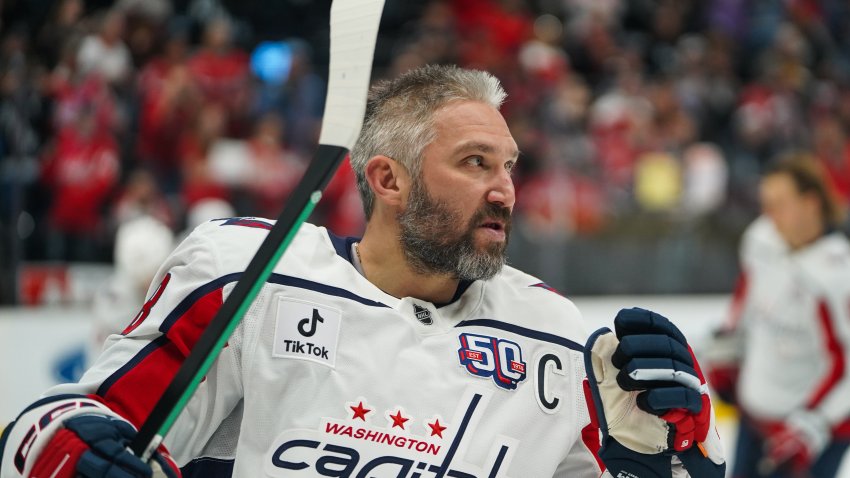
265,392,517,477
457,333,527,390
413,304,433,325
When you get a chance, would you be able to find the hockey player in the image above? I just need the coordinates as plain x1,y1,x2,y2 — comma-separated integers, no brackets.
0,65,725,478
706,155,850,477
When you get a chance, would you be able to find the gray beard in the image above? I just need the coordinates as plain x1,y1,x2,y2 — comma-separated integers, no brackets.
397,181,510,281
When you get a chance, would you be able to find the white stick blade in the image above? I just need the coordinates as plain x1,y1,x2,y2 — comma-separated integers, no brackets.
319,0,385,150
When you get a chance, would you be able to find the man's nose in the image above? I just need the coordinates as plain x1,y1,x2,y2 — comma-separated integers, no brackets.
486,169,516,209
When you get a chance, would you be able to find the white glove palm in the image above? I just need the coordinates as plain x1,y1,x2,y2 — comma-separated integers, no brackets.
584,308,726,478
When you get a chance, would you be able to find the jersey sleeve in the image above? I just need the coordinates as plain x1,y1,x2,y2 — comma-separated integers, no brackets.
552,300,605,478
720,216,786,346
805,276,850,432
731,216,782,332
555,400,604,477
1,224,249,476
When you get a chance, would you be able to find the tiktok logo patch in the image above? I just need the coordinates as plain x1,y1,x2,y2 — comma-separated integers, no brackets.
273,298,341,367
298,309,325,337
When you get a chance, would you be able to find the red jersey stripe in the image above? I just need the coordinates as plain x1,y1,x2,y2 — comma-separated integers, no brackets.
97,287,225,428
806,300,846,410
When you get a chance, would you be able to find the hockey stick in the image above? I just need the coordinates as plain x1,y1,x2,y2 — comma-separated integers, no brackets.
130,0,385,459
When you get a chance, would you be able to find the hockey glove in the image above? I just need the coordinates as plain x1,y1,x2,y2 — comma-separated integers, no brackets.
584,307,725,478
760,410,830,475
29,414,180,478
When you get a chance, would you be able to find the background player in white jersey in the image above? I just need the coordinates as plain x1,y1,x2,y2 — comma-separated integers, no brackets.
0,65,724,478
706,154,850,477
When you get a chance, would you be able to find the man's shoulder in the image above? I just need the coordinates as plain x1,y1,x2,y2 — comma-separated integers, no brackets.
740,216,787,264
189,217,326,241
185,218,332,269
798,231,850,289
483,265,590,345
814,230,850,257
490,264,577,306
742,216,782,247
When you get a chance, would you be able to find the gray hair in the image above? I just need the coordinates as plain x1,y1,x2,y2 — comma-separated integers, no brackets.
350,64,507,219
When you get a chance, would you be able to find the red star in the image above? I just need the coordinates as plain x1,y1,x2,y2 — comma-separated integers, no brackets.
428,419,447,438
389,410,409,429
350,402,371,421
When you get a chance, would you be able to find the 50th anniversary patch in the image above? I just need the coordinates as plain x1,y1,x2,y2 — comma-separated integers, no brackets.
273,298,341,367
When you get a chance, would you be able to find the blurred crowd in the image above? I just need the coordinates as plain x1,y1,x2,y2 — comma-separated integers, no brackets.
2,0,850,297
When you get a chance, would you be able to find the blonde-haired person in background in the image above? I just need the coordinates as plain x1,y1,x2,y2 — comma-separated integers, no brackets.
706,153,850,477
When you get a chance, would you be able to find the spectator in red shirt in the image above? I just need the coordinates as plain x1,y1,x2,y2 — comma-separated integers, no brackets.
812,115,850,205
50,48,121,137
136,26,200,192
240,112,305,218
453,0,533,75
177,102,230,209
187,16,251,136
41,106,120,261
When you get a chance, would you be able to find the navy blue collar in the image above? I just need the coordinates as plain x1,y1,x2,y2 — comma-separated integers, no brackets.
327,229,359,263
326,230,473,308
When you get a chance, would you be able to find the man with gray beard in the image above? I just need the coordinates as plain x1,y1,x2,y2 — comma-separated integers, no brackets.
397,179,511,282
2,65,724,478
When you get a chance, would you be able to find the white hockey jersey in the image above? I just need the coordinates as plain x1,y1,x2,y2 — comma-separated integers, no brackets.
733,216,850,434
1,219,606,478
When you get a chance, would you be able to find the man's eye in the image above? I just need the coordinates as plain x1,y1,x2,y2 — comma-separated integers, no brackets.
505,161,516,173
466,156,484,167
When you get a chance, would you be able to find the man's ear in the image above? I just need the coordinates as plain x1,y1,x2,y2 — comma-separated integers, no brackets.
365,155,408,209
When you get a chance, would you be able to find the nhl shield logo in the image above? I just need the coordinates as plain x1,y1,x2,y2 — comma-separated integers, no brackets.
413,304,433,325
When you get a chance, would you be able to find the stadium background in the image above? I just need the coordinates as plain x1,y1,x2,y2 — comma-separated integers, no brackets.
1,0,850,475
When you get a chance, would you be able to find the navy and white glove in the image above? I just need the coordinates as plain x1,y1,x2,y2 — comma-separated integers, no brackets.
583,308,725,478
29,414,180,478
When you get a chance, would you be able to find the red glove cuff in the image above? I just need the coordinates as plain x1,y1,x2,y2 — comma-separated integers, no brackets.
29,429,89,478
